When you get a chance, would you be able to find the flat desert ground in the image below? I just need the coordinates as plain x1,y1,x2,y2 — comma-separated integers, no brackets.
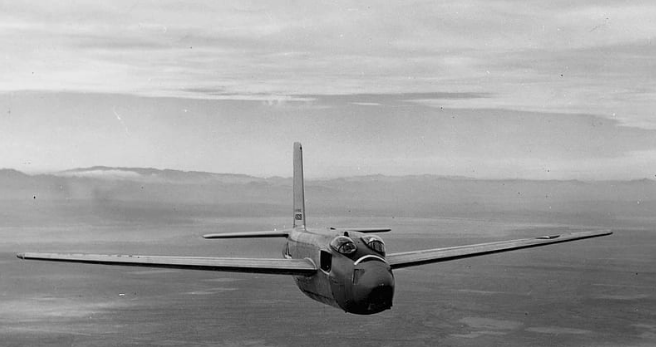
0,174,654,346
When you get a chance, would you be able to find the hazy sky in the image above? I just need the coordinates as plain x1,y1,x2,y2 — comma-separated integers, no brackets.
1,1,655,179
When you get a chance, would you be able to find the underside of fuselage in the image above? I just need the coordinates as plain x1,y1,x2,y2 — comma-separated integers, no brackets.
287,228,395,315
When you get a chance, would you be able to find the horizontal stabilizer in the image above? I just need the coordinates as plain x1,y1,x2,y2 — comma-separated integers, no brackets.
387,229,612,269
203,230,289,239
17,253,316,276
331,227,391,233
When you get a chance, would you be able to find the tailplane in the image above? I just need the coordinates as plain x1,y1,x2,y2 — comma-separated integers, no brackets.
293,142,306,229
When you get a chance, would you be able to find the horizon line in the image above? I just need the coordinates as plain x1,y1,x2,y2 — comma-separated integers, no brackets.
1,166,654,183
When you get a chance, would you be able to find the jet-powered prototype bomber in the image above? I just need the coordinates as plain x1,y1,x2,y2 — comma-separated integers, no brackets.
18,143,612,315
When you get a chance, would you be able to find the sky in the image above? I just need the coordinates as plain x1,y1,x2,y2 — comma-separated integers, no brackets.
1,0,655,180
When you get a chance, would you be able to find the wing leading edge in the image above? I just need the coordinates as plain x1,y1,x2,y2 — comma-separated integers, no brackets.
332,227,391,233
16,253,316,276
387,229,612,270
203,230,289,239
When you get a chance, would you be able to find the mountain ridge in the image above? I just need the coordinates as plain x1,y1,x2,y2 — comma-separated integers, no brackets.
4,166,653,184
1,166,653,229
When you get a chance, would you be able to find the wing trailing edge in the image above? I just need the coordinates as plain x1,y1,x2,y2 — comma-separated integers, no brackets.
16,253,316,276
387,229,612,270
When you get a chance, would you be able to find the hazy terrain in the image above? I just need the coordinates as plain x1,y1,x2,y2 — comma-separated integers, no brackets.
1,167,654,346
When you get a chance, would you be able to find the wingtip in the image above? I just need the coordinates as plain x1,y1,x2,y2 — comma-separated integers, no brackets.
202,233,229,239
202,233,223,239
16,253,25,259
591,229,613,237
576,229,614,238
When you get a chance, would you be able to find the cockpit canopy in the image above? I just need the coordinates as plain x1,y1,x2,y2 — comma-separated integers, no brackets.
361,235,385,255
330,236,357,255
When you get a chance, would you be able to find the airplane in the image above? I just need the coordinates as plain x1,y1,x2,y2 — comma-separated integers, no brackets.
17,142,612,315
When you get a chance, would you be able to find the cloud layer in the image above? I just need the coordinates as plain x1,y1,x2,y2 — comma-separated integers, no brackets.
1,1,655,179
1,1,655,127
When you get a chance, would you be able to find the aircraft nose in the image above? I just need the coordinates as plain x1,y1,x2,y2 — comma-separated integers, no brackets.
349,259,395,314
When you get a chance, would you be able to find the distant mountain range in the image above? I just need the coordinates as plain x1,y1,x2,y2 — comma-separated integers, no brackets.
0,166,654,228
0,165,648,184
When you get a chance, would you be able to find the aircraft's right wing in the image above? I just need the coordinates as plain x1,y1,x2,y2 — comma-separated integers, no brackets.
333,227,392,234
16,253,316,276
387,229,612,270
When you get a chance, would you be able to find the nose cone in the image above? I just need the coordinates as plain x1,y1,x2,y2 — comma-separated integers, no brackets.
348,260,395,314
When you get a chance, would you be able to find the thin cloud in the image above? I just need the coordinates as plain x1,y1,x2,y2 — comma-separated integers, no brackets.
300,92,487,106
350,102,380,106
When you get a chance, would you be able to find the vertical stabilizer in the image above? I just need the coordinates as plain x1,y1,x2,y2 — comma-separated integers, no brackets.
293,142,306,229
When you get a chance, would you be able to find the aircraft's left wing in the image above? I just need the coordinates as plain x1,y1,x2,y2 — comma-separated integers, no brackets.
16,253,316,276
387,229,612,270
203,230,289,239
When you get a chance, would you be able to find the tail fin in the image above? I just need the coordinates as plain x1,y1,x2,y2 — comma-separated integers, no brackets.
293,142,306,229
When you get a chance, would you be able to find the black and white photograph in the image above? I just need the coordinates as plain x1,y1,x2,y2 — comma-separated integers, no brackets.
1,1,654,346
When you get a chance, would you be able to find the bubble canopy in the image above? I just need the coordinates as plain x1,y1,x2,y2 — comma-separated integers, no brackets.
361,235,385,255
330,236,357,255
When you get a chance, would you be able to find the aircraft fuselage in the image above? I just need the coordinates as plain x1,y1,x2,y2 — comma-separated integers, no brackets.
285,227,394,315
